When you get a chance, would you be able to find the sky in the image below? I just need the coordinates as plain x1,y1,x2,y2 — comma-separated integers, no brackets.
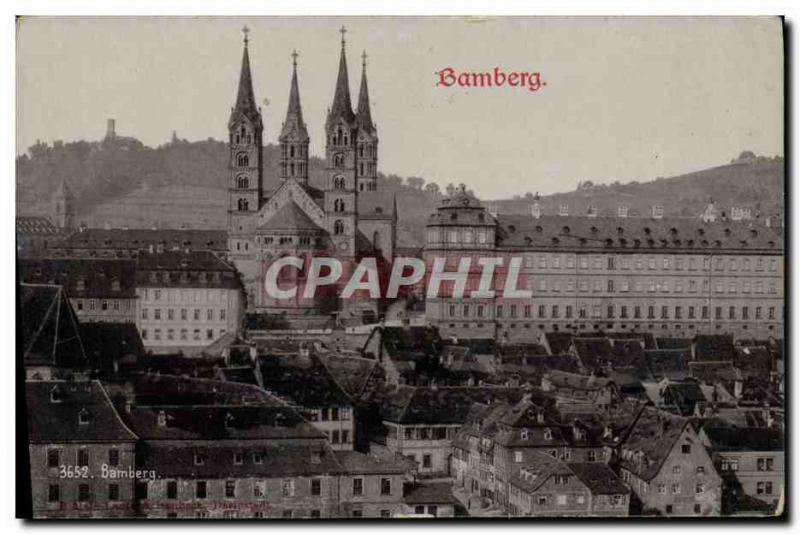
16,16,784,198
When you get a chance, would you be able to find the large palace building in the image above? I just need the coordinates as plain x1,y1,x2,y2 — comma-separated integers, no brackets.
225,28,396,326
423,190,784,341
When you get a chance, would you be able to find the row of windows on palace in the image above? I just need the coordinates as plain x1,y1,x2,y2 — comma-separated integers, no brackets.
519,277,779,295
432,253,781,273
140,307,227,322
139,288,230,303
234,236,318,251
446,302,780,321
140,326,226,342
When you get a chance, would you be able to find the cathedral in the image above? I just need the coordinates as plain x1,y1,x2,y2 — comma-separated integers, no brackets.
226,28,397,327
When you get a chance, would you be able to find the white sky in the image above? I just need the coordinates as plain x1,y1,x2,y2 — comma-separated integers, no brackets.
16,16,783,198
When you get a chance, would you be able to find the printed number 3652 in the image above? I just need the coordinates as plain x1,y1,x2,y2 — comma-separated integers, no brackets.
59,465,90,479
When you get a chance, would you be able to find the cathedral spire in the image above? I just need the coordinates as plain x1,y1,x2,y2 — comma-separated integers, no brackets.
356,50,375,134
328,26,355,125
231,26,260,125
280,50,309,142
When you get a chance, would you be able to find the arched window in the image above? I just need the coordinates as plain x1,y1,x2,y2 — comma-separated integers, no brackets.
238,198,249,211
237,175,249,189
334,199,345,212
334,153,344,169
237,153,249,167
334,220,344,235
334,176,346,190
336,127,344,146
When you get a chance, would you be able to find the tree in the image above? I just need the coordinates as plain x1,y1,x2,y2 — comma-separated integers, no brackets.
406,177,425,190
424,182,441,196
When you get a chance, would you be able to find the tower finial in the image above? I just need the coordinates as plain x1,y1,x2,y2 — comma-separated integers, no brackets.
362,50,367,69
291,49,299,69
242,25,250,47
340,25,347,48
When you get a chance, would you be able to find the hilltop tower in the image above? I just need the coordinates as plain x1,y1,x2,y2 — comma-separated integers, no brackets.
227,26,264,258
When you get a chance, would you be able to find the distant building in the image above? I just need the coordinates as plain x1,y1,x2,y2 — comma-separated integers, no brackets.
135,250,244,355
52,228,228,259
16,216,71,258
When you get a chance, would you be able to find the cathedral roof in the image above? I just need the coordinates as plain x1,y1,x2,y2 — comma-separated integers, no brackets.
327,36,356,127
229,39,262,128
279,53,309,142
258,200,325,233
355,52,376,136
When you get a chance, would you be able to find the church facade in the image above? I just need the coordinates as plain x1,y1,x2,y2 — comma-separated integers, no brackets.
225,29,397,327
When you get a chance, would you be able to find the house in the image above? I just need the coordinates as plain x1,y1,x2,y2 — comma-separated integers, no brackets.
19,259,137,323
334,451,409,518
615,406,722,516
541,371,617,411
508,451,629,517
361,385,523,476
26,381,138,518
402,481,458,517
698,425,784,513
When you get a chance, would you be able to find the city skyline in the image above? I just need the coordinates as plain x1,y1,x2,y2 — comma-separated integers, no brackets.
16,17,783,198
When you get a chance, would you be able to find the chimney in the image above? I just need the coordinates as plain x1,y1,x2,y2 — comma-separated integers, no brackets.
106,118,116,139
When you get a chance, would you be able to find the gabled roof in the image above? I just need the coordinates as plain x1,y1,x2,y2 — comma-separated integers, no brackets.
318,354,381,399
258,199,325,233
16,216,60,236
27,381,137,443
567,462,629,495
19,258,137,298
55,228,228,252
334,450,407,475
403,481,458,505
618,406,691,481
257,353,353,408
702,426,784,452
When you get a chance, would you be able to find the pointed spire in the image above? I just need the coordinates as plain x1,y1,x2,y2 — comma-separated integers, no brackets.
231,26,261,125
356,50,375,134
328,26,355,125
392,194,398,221
54,178,72,200
280,50,309,141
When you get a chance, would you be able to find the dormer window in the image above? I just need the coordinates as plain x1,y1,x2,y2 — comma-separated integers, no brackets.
543,428,552,440
49,386,62,403
520,429,529,440
78,408,90,425
194,452,206,465
157,410,167,427
224,412,235,429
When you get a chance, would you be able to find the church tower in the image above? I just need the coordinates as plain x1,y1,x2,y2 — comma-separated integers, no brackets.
51,179,74,230
278,50,310,185
355,50,378,192
227,27,263,257
324,27,358,256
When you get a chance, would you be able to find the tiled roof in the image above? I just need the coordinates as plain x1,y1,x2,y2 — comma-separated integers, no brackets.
567,462,629,495
257,353,353,408
80,322,145,372
334,451,408,475
258,199,325,233
403,481,458,505
703,426,784,452
16,216,61,236
19,258,137,298
493,214,783,253
618,406,689,481
694,334,736,361
544,370,613,392
136,250,240,289
123,372,281,407
55,228,228,252
318,353,381,399
26,381,137,443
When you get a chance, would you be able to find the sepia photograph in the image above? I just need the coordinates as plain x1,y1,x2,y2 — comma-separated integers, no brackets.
14,16,785,520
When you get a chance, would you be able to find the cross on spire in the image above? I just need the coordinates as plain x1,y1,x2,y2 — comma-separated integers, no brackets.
361,50,368,68
242,25,250,46
339,25,347,47
291,49,299,68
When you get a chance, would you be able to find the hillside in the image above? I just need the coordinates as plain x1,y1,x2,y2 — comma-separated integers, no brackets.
16,137,784,247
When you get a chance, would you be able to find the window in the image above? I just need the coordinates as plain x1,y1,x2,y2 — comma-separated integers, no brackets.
353,478,363,496
78,483,91,502
695,483,705,494
283,480,295,497
224,480,236,498
515,451,523,463
757,457,775,471
77,449,89,467
423,454,432,469
381,478,392,495
657,484,666,494
673,465,682,474
682,444,691,454
283,510,294,518
48,484,60,502
671,483,681,494
311,479,321,496
47,449,60,468
167,480,178,499
108,483,120,501
194,452,206,465
108,448,119,467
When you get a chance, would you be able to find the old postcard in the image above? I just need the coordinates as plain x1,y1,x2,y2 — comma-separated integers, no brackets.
16,16,785,519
